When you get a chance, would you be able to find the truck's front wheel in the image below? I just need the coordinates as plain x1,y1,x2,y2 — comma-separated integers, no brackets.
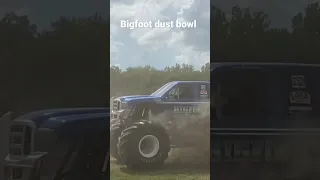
118,122,170,170
110,121,124,162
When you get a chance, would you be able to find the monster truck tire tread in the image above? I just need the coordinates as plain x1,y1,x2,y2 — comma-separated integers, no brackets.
110,121,124,162
118,122,170,170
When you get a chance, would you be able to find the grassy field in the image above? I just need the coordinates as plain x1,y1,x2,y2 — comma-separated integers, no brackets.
110,160,209,180
110,149,210,180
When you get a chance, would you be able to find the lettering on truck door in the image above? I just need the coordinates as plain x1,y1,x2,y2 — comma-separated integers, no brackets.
161,83,198,127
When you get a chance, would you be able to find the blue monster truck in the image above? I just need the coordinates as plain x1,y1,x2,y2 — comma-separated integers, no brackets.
110,81,210,169
210,63,320,169
2,108,110,180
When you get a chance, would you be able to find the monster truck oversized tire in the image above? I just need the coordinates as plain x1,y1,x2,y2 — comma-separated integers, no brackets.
118,122,170,170
110,120,125,162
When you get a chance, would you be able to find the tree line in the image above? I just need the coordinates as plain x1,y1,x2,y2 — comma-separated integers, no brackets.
110,63,210,97
211,2,320,63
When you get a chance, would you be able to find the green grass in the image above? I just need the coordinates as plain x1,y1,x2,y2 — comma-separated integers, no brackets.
110,158,210,180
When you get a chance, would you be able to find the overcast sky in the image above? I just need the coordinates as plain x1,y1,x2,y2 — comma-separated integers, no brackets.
110,0,210,70
0,0,317,69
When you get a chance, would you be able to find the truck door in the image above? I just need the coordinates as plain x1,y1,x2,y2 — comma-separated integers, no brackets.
162,83,208,146
165,83,198,115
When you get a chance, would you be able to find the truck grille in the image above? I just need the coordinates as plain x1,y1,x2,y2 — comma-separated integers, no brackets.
112,100,121,111
9,124,33,158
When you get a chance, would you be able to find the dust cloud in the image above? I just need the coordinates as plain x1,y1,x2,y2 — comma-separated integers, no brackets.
150,103,210,167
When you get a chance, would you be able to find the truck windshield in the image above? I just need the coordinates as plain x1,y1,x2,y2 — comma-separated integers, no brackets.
150,82,175,97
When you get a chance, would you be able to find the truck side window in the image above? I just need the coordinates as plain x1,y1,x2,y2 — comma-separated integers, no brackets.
168,87,179,100
168,84,194,100
179,85,194,99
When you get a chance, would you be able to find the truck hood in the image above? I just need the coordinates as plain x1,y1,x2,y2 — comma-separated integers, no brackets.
122,96,161,105
15,107,109,129
115,95,155,101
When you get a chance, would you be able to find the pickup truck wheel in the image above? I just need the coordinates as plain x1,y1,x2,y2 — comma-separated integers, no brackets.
118,123,170,170
110,121,124,162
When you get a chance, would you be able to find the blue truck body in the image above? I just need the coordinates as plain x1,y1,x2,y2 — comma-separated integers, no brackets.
15,107,109,131
111,81,210,120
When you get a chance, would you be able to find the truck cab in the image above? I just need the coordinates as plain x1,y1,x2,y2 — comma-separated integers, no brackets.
210,62,320,163
111,81,210,123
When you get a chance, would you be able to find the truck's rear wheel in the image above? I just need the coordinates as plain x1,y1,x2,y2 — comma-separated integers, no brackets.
110,121,124,162
118,122,170,170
